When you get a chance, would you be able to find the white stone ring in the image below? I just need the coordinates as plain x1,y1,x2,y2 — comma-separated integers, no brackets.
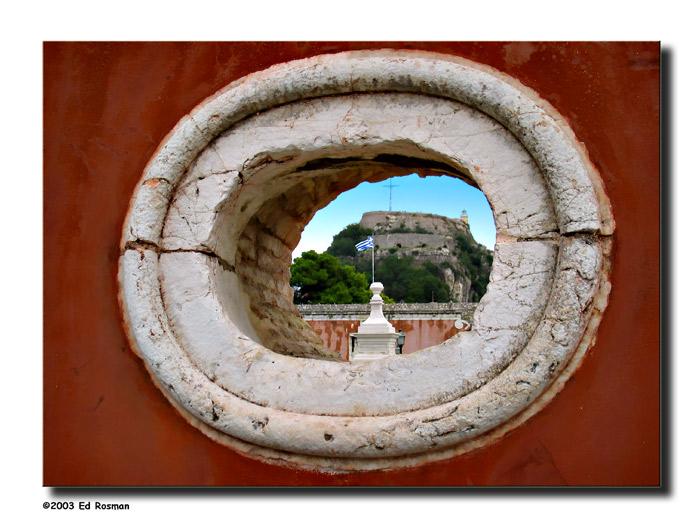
118,50,614,471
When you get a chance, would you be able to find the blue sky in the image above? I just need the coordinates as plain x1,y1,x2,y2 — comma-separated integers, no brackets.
292,174,496,260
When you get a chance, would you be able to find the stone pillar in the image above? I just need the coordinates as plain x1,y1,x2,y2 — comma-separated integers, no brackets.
349,283,399,362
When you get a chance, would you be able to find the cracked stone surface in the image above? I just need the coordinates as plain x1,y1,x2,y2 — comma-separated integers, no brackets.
157,94,560,359
118,50,614,471
157,240,555,416
124,178,174,246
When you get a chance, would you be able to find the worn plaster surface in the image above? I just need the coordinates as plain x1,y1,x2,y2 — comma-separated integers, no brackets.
118,50,613,471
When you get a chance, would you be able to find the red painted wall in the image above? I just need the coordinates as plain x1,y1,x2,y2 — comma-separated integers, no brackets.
44,42,660,486
307,319,461,360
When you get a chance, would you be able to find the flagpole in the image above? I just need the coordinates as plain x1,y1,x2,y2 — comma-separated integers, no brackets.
370,232,375,283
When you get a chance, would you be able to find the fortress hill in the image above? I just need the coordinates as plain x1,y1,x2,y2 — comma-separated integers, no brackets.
347,210,493,303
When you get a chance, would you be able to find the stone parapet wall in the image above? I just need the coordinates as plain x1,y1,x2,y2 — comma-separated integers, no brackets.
298,302,477,321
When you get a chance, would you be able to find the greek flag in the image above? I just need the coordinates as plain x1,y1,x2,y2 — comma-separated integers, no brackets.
355,236,374,252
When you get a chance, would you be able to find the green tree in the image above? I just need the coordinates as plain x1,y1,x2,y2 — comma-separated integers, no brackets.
290,251,372,304
327,223,373,257
374,256,451,303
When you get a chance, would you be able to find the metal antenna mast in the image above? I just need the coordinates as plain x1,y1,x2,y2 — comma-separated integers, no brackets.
383,179,399,211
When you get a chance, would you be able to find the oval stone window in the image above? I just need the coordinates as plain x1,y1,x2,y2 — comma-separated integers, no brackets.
118,50,614,471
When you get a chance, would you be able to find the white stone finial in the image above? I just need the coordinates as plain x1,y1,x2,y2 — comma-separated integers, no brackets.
370,282,384,296
358,282,395,334
350,282,399,362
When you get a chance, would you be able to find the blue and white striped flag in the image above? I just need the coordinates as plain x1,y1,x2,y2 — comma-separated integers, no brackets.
355,236,374,252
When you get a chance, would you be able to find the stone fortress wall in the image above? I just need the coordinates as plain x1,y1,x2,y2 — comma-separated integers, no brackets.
359,210,472,237
373,233,454,252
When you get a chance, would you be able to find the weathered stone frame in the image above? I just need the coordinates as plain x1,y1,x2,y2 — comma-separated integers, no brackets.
118,50,614,471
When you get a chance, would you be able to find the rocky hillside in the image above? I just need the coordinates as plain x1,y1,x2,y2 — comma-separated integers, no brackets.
327,211,493,303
